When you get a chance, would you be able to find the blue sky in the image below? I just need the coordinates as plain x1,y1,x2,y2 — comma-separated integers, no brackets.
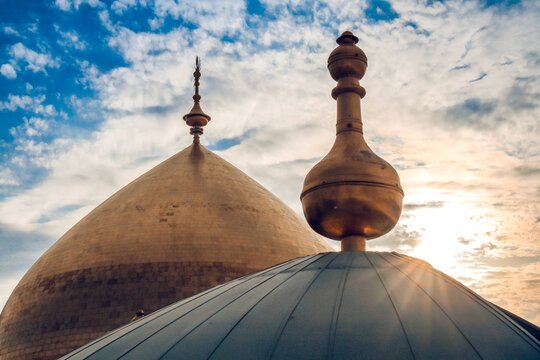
1,0,539,324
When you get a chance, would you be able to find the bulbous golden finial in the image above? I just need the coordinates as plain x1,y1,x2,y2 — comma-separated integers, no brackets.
183,56,211,143
300,31,403,252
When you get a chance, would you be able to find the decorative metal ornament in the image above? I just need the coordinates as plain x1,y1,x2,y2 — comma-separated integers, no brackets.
301,31,404,251
183,56,211,143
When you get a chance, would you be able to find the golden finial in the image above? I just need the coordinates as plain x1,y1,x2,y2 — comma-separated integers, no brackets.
300,31,403,252
183,56,211,144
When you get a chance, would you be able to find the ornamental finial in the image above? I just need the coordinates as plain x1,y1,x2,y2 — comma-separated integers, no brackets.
301,31,404,252
183,56,211,144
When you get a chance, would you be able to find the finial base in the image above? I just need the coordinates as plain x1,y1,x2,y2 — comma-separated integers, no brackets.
341,236,366,252
190,126,203,144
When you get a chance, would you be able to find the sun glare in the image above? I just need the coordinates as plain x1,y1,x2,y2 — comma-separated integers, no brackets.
407,190,497,280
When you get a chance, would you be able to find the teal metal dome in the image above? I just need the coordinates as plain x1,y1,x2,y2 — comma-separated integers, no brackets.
61,251,539,360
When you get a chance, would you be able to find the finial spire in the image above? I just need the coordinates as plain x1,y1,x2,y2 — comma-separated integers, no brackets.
300,31,404,252
183,56,211,144
193,56,201,102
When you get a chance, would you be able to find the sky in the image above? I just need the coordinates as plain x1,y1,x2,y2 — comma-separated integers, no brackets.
0,0,539,325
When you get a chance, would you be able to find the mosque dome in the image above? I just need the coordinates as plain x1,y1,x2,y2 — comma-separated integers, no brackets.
0,59,331,360
60,252,540,360
59,31,540,359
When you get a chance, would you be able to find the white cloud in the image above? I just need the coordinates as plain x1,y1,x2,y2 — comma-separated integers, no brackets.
9,43,59,73
25,118,49,137
10,117,50,138
54,0,103,11
107,26,190,64
111,0,140,14
3,26,19,36
152,0,246,36
55,0,71,10
13,139,48,159
0,94,56,116
0,64,17,79
148,17,163,30
98,9,114,32
56,29,87,50
0,169,18,186
1,95,41,111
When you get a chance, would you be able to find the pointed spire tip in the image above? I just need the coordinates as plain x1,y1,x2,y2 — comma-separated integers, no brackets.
183,56,210,143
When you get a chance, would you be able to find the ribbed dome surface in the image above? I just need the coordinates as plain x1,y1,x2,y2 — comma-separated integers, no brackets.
0,143,331,360
62,251,539,360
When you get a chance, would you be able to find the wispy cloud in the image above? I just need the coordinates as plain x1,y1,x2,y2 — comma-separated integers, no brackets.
54,0,103,11
56,28,88,51
0,94,56,116
10,117,49,138
9,43,59,73
0,64,17,79
3,26,19,36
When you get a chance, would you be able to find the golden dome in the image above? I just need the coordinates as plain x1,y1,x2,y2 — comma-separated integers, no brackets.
0,142,331,360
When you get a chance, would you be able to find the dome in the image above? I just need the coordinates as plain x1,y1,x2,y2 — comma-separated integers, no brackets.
0,143,331,360
60,251,540,359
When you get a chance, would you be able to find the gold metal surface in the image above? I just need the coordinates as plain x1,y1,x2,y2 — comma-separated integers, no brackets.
341,236,366,252
0,143,331,360
301,31,403,244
